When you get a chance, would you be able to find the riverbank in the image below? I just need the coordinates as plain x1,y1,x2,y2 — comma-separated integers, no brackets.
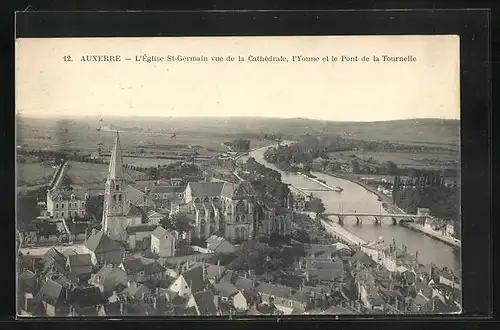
317,170,462,248
315,170,404,214
404,223,461,249
320,217,367,246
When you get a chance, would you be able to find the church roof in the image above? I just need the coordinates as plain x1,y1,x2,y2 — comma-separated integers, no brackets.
188,182,224,197
108,132,124,180
85,231,123,254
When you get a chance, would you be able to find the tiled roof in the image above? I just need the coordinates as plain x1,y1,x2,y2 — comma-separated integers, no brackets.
205,235,236,254
48,188,88,201
93,265,128,295
191,290,217,315
255,282,293,299
191,262,226,282
188,182,224,198
213,281,239,297
126,224,157,234
35,279,63,306
122,256,166,276
234,276,255,291
68,253,93,267
147,210,164,219
69,285,107,309
124,204,147,218
151,226,172,239
324,305,355,314
68,221,88,235
151,185,186,194
84,231,123,254
41,247,68,275
181,266,205,294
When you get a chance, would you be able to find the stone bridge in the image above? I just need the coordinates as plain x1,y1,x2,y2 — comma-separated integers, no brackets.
323,212,428,225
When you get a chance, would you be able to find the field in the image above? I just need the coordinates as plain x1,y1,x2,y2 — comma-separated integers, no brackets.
17,163,57,186
16,117,273,157
66,161,148,186
328,149,459,170
122,157,181,167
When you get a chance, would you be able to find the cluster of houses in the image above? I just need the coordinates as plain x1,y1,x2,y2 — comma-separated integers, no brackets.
18,224,462,317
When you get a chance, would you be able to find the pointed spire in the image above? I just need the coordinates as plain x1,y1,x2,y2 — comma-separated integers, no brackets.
108,131,124,180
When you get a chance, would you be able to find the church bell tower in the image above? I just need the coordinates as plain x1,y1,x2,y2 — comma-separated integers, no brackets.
102,131,127,233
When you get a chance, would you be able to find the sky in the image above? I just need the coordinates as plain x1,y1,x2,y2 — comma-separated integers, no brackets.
15,36,460,122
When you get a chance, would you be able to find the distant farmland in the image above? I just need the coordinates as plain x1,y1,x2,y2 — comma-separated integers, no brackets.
123,157,180,167
17,163,57,186
66,161,148,186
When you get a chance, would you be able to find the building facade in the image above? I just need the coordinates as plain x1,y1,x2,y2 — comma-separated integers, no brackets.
46,189,89,220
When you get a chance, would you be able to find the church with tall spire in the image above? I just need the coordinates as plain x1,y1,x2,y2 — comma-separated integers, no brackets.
102,132,147,241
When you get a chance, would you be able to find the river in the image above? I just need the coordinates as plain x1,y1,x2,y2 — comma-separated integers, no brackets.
243,145,461,276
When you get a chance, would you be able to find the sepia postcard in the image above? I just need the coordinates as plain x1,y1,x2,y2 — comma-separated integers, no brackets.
15,35,461,317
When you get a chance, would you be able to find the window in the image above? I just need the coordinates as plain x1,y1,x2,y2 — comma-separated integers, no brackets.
55,211,59,217
71,194,75,200
58,196,62,201
55,203,59,209
118,195,122,202
163,193,168,199
61,212,64,217
115,185,119,190
154,193,158,199
178,193,183,199
61,203,65,208
82,202,85,207
81,211,85,216
289,301,293,307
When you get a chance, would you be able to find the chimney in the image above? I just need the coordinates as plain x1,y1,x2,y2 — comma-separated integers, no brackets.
213,294,219,310
119,301,124,315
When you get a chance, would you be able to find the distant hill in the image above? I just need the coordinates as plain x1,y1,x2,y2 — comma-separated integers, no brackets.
19,116,460,150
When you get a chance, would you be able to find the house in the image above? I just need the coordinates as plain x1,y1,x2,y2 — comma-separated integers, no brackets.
212,281,239,302
67,285,107,316
151,226,177,258
255,282,308,311
185,290,219,316
205,235,236,254
438,270,460,289
34,222,64,244
191,261,226,284
83,231,124,266
445,222,456,237
33,279,66,316
146,210,165,225
417,208,431,217
68,221,88,242
46,189,89,220
303,258,345,284
168,265,205,296
126,224,157,250
19,269,38,295
65,253,93,281
150,185,186,213
120,256,166,283
232,291,249,311
89,264,128,298
120,282,152,301
40,247,68,277
356,268,385,311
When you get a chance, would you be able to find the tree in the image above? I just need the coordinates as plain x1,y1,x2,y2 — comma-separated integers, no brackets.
85,195,104,224
385,161,398,175
169,212,194,234
307,198,326,215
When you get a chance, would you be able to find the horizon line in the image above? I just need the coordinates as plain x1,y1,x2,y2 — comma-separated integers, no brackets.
16,114,460,123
